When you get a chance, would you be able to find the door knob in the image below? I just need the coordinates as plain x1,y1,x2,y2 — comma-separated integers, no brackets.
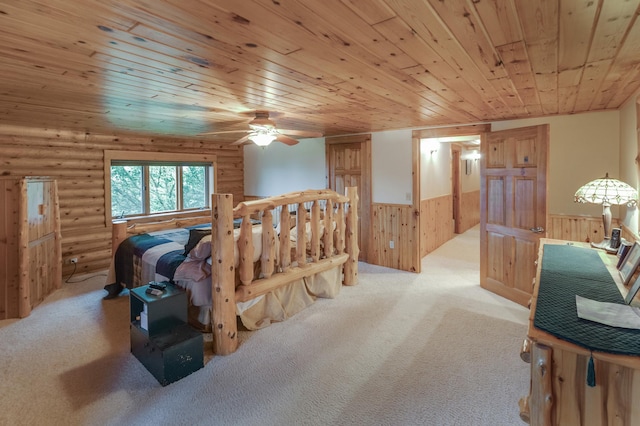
530,226,545,234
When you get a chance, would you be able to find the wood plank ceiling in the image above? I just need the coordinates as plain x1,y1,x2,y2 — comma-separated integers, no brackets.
0,0,639,142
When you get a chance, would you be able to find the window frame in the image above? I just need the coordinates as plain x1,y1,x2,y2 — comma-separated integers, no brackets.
104,150,216,225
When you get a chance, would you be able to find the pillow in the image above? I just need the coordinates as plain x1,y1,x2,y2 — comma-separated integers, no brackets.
183,229,211,256
190,235,212,260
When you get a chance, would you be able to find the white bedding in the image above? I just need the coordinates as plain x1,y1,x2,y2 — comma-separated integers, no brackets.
173,225,266,307
172,223,343,331
109,221,343,331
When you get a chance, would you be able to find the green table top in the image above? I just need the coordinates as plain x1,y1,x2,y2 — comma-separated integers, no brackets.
534,244,640,356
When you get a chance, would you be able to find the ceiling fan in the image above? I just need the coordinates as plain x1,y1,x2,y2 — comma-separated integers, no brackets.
200,111,323,147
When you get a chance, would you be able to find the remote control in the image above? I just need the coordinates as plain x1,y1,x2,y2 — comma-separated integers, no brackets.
145,288,163,296
149,282,167,291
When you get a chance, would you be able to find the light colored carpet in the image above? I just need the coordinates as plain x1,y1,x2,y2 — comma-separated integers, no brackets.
0,226,530,425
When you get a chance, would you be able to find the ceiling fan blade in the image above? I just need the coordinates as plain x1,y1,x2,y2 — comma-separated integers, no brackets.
278,129,323,138
198,129,250,136
275,134,299,146
231,134,252,145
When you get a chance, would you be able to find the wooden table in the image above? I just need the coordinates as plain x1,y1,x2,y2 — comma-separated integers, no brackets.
520,238,640,425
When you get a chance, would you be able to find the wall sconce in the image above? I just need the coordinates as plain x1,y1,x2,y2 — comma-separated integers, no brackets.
421,138,440,154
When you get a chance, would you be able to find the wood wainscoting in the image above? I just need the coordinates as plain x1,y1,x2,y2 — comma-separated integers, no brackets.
459,190,480,234
547,214,619,243
0,125,244,277
420,195,454,258
371,203,419,272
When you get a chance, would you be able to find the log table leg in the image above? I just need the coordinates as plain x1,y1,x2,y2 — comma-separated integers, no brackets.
521,337,532,364
519,396,531,424
530,343,553,426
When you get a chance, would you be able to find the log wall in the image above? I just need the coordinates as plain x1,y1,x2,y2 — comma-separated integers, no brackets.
371,203,419,272
420,195,454,258
0,125,244,277
459,190,480,234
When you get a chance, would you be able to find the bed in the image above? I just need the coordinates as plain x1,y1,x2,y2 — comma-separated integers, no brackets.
107,187,359,355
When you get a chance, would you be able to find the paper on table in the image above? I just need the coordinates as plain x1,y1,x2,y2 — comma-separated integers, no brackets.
576,295,640,329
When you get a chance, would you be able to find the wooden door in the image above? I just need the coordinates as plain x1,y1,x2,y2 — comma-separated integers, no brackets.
480,125,549,307
326,135,371,262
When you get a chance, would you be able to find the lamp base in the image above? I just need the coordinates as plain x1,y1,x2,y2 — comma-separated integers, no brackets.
591,238,619,254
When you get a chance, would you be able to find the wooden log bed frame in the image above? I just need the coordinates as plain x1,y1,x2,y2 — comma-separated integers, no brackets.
110,187,359,355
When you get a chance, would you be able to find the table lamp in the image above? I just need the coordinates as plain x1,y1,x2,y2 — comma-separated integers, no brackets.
574,173,638,251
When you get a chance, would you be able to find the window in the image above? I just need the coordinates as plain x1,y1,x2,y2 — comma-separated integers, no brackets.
111,164,144,217
105,151,216,221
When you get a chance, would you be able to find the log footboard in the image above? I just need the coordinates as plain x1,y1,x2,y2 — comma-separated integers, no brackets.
212,187,359,354
110,187,359,356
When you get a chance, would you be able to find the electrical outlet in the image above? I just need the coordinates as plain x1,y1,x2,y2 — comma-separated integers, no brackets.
70,258,78,264
389,240,394,249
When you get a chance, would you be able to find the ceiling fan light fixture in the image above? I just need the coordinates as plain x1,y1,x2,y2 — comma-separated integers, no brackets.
250,131,277,146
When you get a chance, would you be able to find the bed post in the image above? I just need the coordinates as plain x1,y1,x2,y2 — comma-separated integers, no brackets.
112,220,128,255
106,220,128,285
211,193,238,355
344,186,359,285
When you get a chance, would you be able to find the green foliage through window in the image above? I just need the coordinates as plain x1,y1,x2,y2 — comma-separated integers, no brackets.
183,166,206,209
111,165,143,217
149,166,177,213
111,162,211,218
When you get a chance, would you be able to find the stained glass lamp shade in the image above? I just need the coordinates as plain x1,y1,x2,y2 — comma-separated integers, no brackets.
574,173,638,250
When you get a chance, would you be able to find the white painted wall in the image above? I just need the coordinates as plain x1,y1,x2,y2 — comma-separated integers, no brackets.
244,129,416,206
461,148,481,192
244,110,626,220
619,96,638,234
371,129,413,204
243,137,326,196
419,139,452,199
491,111,620,217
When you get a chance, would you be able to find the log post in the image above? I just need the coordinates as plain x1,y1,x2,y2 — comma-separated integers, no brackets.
111,220,128,256
52,180,62,289
519,396,531,424
335,202,345,254
279,207,291,272
261,209,275,279
106,219,128,286
296,203,307,266
531,343,553,426
211,193,238,355
238,213,254,285
521,337,532,363
17,179,30,318
344,186,359,285
311,200,320,262
323,199,334,258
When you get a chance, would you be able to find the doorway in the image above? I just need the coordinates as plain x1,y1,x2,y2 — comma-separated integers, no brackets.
415,126,488,258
